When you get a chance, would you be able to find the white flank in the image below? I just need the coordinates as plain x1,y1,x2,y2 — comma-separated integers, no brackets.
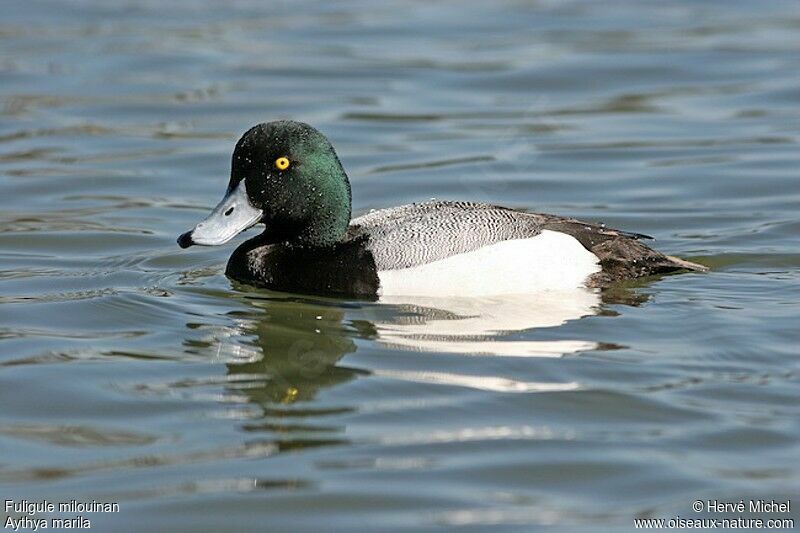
377,230,600,297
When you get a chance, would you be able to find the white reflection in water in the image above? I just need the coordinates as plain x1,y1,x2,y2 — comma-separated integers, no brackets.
379,424,575,446
375,288,601,357
372,369,580,393
363,289,600,393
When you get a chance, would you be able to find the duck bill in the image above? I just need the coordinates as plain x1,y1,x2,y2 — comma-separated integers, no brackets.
177,180,263,248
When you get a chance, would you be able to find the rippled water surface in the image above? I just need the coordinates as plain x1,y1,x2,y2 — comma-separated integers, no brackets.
1,1,799,530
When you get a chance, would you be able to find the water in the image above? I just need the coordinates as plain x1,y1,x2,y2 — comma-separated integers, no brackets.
1,0,798,530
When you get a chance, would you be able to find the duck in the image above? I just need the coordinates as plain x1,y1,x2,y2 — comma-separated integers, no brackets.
177,120,706,299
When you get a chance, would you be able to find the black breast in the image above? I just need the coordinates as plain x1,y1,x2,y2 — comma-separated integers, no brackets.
225,234,380,299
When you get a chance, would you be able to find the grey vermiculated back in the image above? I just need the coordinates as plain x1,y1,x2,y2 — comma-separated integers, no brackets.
349,200,544,270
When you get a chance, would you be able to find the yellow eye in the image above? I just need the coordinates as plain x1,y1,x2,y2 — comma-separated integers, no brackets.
274,156,290,170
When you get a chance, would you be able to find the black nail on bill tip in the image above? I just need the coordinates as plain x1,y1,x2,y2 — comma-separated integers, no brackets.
177,231,194,249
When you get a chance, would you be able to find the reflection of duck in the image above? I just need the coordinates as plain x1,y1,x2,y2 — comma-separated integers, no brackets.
211,284,623,408
178,121,707,299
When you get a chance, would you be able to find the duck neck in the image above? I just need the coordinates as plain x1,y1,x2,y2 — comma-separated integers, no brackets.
296,197,351,248
265,172,352,249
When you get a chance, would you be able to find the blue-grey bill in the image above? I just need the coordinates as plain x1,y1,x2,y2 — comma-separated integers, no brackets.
177,180,262,248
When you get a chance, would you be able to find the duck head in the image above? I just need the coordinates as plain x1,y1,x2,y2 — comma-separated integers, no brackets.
178,121,352,249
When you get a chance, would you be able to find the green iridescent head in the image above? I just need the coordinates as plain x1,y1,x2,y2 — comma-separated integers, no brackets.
179,121,352,249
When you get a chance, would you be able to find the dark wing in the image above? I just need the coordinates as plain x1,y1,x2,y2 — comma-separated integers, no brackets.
348,201,543,270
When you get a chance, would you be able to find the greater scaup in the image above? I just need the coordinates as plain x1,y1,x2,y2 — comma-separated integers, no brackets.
178,121,706,298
